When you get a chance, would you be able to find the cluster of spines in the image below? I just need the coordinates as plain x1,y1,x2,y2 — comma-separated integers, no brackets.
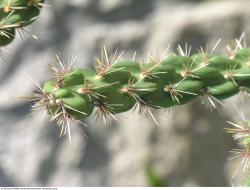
0,0,45,47
225,106,250,179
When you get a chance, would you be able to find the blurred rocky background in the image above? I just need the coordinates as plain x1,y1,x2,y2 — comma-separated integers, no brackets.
0,0,250,186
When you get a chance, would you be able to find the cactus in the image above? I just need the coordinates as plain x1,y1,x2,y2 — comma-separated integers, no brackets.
0,0,45,47
225,106,250,178
0,0,249,185
5,0,248,182
26,44,250,142
28,44,250,177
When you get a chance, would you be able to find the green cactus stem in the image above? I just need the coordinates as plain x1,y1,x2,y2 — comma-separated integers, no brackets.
26,44,250,143
0,0,45,47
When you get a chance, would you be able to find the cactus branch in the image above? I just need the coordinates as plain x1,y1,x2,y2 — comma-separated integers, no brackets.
25,42,250,142
0,0,45,47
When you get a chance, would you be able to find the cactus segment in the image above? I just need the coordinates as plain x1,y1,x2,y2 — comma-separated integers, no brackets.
0,0,45,46
28,47,250,135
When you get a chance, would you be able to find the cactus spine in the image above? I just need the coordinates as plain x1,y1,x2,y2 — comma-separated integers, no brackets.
226,107,250,176
0,0,45,47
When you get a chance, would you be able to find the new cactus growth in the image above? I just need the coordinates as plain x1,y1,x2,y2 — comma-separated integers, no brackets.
0,0,45,47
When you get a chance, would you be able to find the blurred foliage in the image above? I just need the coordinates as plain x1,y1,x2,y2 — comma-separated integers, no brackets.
244,178,250,187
